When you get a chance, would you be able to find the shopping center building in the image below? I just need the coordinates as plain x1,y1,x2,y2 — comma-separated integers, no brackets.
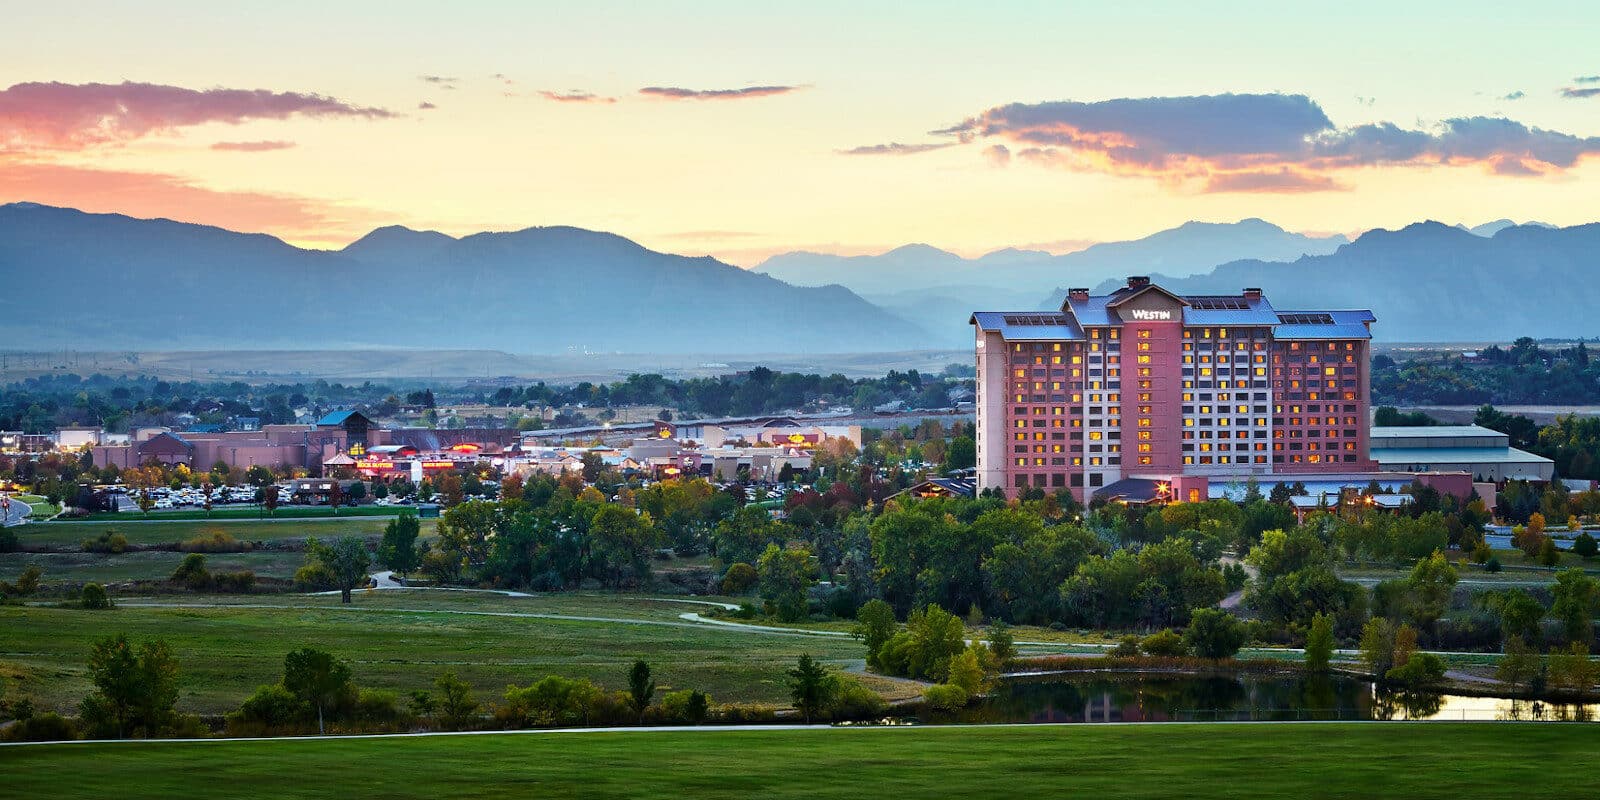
972,276,1381,501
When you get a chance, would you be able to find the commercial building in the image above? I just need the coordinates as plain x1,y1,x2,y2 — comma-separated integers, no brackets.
973,276,1378,501
1369,425,1554,483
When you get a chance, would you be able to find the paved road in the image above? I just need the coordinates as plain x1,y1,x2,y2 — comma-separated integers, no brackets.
1,496,31,526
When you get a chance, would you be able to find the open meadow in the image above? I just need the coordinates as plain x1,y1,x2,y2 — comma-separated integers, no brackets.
1,723,1590,799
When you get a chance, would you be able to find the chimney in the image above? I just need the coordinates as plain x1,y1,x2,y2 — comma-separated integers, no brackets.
1067,287,1090,302
1127,276,1150,289
1243,287,1262,301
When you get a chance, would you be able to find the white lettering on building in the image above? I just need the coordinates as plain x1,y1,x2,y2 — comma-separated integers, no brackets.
1128,309,1172,321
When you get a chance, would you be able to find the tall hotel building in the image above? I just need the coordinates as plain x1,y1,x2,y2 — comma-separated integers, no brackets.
972,276,1377,501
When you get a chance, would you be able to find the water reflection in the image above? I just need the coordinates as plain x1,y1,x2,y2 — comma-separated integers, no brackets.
930,673,1598,724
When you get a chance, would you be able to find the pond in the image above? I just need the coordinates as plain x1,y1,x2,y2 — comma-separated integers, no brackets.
926,672,1598,724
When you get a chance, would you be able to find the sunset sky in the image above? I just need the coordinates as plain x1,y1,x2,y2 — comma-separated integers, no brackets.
3,1,1598,263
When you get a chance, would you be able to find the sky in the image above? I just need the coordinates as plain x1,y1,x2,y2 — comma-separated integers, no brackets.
3,1,1599,263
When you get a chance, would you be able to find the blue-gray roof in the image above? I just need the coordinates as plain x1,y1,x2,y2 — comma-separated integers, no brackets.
970,311,1084,340
1180,295,1281,326
316,410,365,426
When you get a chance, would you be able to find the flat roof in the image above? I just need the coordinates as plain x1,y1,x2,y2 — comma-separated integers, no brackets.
1370,446,1553,465
1369,425,1506,438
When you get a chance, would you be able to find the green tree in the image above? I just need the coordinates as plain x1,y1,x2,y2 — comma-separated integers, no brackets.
1551,568,1600,644
282,647,352,735
852,599,899,670
757,543,817,622
589,505,660,589
946,644,991,697
81,582,113,610
80,634,180,739
1406,550,1458,631
627,660,655,722
1496,634,1541,690
1574,532,1599,560
1305,612,1335,672
1184,608,1247,659
877,604,967,681
309,535,371,604
685,690,710,725
987,619,1017,667
434,670,479,731
1491,588,1546,644
943,436,976,471
377,513,421,580
1359,618,1396,676
787,654,833,723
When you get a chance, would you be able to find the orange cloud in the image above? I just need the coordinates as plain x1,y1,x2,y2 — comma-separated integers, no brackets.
0,81,394,151
0,159,384,245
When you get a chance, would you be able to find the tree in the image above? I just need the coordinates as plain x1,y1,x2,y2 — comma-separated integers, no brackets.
327,480,343,515
757,543,817,622
1359,618,1396,676
852,599,899,670
282,647,352,735
946,645,991,697
589,505,659,589
627,660,655,722
1551,568,1600,644
81,582,113,610
787,654,833,723
1406,550,1458,631
310,536,371,603
1305,612,1334,672
943,436,976,471
262,486,280,517
1575,532,1599,560
434,670,479,731
1496,635,1540,690
80,634,180,738
685,690,710,725
1184,608,1247,659
987,619,1017,667
377,513,421,580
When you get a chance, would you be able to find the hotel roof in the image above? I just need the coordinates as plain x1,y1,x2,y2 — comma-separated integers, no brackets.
973,279,1374,340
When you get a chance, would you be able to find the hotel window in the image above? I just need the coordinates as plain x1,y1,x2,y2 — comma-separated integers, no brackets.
1090,329,1101,339
1139,393,1152,402
1138,456,1152,465
1137,342,1151,352
1138,368,1152,377
1138,329,1152,339
1137,355,1151,364
1137,443,1152,453
1137,430,1152,440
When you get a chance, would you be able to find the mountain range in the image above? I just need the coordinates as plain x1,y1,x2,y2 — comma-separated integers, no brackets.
0,203,925,353
1067,221,1600,342
755,219,1351,339
0,202,1593,354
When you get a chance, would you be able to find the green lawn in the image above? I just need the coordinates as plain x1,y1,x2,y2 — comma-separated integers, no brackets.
72,505,406,522
0,550,309,583
20,517,435,548
0,593,872,715
14,494,61,518
1,723,1590,798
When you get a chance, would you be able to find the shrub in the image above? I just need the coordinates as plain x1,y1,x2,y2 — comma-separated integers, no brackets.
922,683,969,712
1484,556,1502,573
80,531,129,554
170,553,211,590
1140,629,1189,657
1,712,77,742
213,571,257,593
1385,652,1446,687
732,603,759,619
499,676,612,728
1575,532,1599,561
826,677,886,720
179,530,252,553
719,562,758,594
1184,608,1247,659
80,583,112,610
294,562,337,591
658,689,714,724
354,689,408,726
1470,541,1492,563
0,526,16,553
1109,635,1141,658
1537,537,1561,567
227,683,306,733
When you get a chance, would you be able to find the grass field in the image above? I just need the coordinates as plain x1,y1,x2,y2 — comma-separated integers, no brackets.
0,550,309,583
0,723,1590,798
71,505,406,522
0,592,878,715
18,517,436,548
